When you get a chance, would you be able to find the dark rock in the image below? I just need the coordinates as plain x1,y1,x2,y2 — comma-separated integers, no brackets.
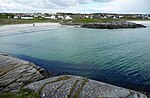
61,21,146,29
81,22,146,29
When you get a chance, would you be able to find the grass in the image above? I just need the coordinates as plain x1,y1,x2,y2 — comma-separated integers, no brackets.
0,18,149,26
0,18,60,26
62,18,121,23
120,17,150,21
0,88,39,98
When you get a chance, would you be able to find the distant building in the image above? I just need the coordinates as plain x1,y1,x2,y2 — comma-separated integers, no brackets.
50,15,56,20
65,16,72,19
44,16,52,19
85,15,90,18
14,16,20,19
21,16,33,19
57,15,65,19
119,15,123,18
14,16,18,19
148,14,150,19
44,15,56,19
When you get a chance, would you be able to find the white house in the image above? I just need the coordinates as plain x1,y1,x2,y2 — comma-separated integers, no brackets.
102,16,108,18
85,15,89,18
119,16,124,18
50,15,56,20
44,15,56,20
57,15,64,19
44,17,51,19
65,16,72,20
14,16,19,19
21,16,33,19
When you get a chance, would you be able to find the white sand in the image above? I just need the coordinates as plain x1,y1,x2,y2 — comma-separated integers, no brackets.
128,21,150,27
0,23,73,37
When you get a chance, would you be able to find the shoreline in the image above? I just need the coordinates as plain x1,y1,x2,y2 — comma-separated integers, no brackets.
0,22,74,37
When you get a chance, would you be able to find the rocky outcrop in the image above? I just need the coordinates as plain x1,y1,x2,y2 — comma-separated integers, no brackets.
61,21,146,29
0,53,45,93
0,53,148,98
25,75,147,98
81,21,146,29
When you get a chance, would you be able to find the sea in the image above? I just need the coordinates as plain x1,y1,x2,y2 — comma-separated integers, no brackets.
0,22,150,92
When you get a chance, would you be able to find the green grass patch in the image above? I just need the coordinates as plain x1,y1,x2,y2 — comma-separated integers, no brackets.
0,18,60,26
62,18,121,23
0,88,39,98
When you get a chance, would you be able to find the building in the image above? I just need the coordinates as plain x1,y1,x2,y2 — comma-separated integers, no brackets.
65,15,73,19
50,15,56,20
21,16,33,19
57,15,65,19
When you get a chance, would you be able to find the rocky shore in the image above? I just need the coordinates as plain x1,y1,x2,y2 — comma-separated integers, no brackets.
0,53,148,98
61,21,146,29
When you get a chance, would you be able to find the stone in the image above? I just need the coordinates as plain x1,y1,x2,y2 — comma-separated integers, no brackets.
0,54,44,93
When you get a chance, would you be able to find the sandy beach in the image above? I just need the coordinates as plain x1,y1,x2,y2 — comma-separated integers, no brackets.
0,23,74,37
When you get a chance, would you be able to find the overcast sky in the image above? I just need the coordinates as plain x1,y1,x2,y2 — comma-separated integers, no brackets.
0,0,150,14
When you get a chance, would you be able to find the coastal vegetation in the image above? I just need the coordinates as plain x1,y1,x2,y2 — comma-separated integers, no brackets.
0,88,39,98
0,19,60,26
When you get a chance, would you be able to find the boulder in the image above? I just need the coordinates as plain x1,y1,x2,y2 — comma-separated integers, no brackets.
0,54,44,93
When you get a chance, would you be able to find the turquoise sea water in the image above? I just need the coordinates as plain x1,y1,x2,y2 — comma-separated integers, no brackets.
0,25,150,91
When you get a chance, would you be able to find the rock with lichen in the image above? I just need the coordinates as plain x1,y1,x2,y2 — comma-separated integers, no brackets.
25,75,147,98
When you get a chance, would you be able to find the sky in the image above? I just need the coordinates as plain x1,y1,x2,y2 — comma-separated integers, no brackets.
0,0,150,14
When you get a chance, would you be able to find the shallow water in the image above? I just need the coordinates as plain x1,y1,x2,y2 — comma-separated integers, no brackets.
0,24,150,91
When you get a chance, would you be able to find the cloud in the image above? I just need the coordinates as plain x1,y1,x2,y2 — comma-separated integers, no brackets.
48,0,113,6
0,0,149,13
91,0,150,13
0,0,113,8
0,0,113,12
93,0,113,2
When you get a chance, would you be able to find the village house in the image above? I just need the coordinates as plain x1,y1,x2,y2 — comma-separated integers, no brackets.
49,15,56,20
21,16,33,19
148,14,150,19
65,15,73,19
57,15,65,19
14,16,20,19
